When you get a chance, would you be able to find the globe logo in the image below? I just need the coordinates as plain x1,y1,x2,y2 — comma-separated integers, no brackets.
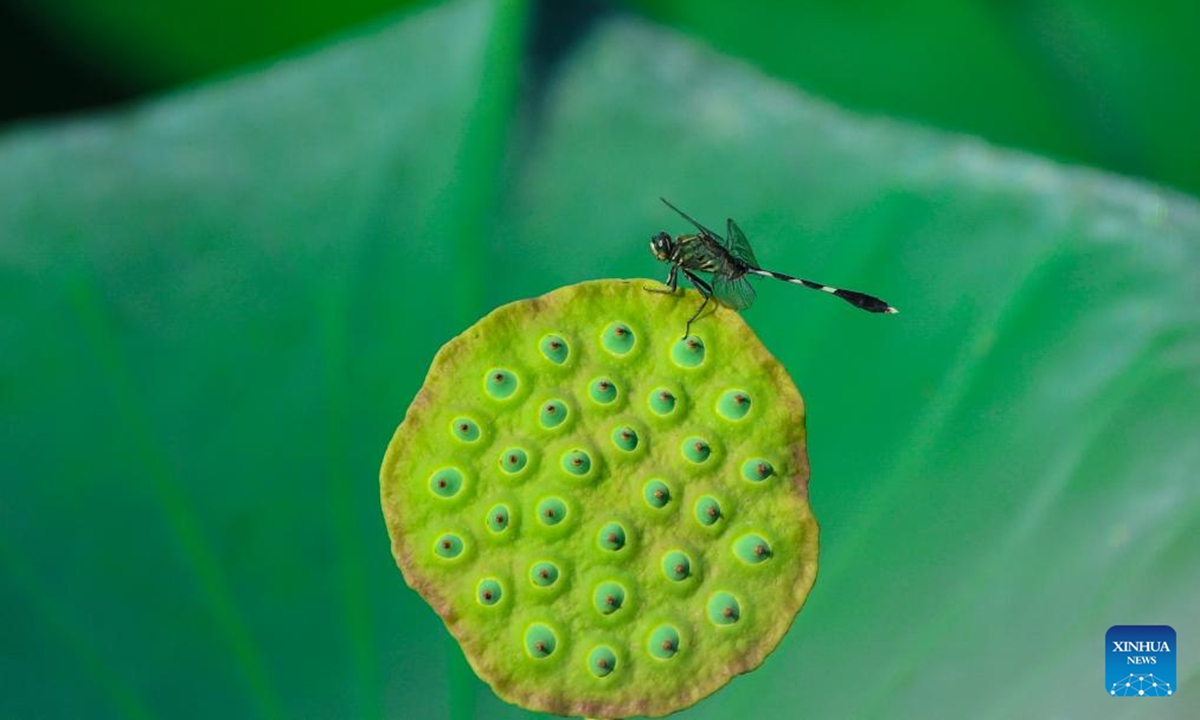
1109,674,1173,696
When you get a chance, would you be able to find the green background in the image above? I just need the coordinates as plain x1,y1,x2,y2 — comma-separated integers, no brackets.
8,0,1200,199
1,1,1197,719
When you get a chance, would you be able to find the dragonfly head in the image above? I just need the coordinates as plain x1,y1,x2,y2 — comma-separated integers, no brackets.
650,231,674,261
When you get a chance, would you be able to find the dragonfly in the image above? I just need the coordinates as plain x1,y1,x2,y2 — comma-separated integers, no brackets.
648,198,898,337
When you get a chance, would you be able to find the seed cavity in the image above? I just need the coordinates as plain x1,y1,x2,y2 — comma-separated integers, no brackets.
695,496,722,527
536,496,568,526
707,591,741,625
588,646,617,678
643,479,671,509
428,468,464,499
484,368,518,399
588,377,619,405
602,321,636,355
529,561,560,587
539,399,569,429
662,550,692,581
499,447,528,474
671,335,706,368
592,581,627,615
611,425,639,452
450,417,480,443
682,436,712,464
524,623,557,659
477,578,502,607
539,334,570,364
485,504,511,534
742,458,775,482
433,533,464,559
560,449,593,477
648,387,677,416
597,522,627,551
647,624,681,659
734,532,774,565
717,390,753,421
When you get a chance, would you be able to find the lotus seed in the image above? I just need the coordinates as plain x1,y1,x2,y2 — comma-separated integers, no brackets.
477,579,502,606
530,561,560,587
734,533,773,565
643,479,671,509
560,449,592,477
597,522,627,551
661,550,691,581
717,390,752,420
671,335,706,368
648,624,681,659
450,417,480,442
539,334,569,364
428,468,463,499
499,448,528,474
648,387,677,416
588,646,617,678
602,321,636,355
433,533,463,559
536,497,568,526
742,458,775,482
682,436,712,463
484,368,518,399
486,504,510,533
707,591,740,625
695,496,722,526
592,581,627,615
539,399,569,429
524,624,557,659
612,425,638,452
588,377,618,405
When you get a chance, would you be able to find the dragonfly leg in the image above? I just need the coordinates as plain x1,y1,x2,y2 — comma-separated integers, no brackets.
684,295,711,338
682,270,714,339
644,265,679,294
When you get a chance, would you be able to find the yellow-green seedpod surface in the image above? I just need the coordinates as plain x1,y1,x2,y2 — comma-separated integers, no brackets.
381,279,818,718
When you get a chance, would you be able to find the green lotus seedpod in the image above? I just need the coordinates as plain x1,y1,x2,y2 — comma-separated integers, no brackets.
380,279,818,718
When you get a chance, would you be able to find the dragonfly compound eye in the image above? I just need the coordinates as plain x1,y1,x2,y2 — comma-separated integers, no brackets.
651,232,672,259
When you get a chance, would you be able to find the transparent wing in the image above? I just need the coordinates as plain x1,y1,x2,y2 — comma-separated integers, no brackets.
712,273,757,311
661,197,723,242
725,218,760,268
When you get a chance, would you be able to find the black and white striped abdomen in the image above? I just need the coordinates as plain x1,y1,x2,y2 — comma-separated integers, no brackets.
749,269,898,314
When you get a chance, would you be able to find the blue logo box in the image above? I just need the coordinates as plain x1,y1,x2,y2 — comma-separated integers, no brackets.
1107,625,1176,697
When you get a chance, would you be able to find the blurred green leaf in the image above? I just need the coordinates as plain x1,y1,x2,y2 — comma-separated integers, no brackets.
629,0,1200,199
15,0,1200,198
2,1,1197,719
9,0,428,87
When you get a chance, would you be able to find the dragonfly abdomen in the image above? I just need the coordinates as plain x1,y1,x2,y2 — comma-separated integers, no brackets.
749,269,898,314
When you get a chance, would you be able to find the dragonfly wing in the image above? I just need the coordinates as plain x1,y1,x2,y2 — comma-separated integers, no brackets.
661,197,723,242
725,218,760,268
712,273,757,311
